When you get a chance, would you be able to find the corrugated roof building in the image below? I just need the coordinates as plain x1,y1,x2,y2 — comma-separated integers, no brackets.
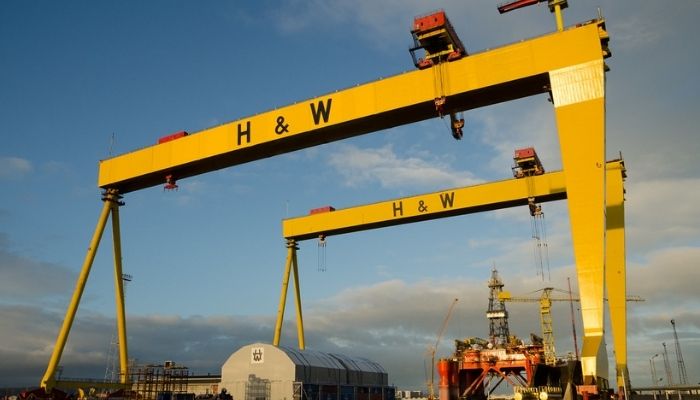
220,343,394,400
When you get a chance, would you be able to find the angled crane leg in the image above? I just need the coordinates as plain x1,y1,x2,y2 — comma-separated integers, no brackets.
109,195,130,384
41,191,116,390
291,247,305,349
273,240,298,347
605,162,627,395
550,59,607,387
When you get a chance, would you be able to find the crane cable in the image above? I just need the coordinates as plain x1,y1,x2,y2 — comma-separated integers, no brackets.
525,173,551,281
317,235,327,272
432,60,465,139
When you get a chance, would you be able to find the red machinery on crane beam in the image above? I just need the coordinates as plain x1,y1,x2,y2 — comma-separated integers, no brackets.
409,10,467,69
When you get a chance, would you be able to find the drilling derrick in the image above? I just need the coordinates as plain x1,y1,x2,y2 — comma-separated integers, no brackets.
486,268,510,347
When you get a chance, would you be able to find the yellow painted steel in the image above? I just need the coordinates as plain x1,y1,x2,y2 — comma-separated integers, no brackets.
605,160,627,392
291,249,305,349
284,169,569,240
41,191,116,391
272,240,305,349
551,57,607,385
110,203,130,384
41,190,132,391
554,4,564,32
98,22,609,193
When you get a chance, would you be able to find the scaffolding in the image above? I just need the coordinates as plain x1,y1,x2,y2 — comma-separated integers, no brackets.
130,362,189,400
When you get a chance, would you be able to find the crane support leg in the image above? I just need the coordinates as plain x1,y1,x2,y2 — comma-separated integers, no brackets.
606,161,627,394
272,240,305,349
110,200,130,384
291,248,305,349
550,59,607,386
41,190,117,391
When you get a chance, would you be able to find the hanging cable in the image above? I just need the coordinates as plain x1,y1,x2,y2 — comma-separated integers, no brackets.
513,147,550,282
317,235,327,272
529,198,551,282
529,198,545,281
541,212,551,281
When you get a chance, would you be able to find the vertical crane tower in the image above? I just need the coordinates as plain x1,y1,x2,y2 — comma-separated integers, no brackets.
40,6,623,399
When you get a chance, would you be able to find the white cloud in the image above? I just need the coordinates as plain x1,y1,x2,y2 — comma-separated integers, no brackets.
327,144,480,189
626,178,700,250
0,156,32,180
0,241,74,306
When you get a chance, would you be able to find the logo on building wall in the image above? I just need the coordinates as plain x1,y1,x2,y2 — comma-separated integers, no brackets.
251,347,264,364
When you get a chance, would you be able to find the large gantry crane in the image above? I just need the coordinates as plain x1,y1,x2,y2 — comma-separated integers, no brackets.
39,7,623,399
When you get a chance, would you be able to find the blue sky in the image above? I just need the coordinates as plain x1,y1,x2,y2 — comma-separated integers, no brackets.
1,0,699,391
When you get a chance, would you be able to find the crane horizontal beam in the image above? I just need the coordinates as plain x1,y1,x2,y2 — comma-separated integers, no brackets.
285,168,560,240
98,21,608,193
283,160,623,241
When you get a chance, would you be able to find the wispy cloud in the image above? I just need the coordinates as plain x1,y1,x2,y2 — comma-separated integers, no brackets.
613,15,663,51
327,144,480,189
269,0,421,41
626,178,700,250
0,156,32,180
0,240,74,306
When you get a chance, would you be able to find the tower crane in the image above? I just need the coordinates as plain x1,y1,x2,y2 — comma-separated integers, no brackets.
499,288,644,366
427,298,459,400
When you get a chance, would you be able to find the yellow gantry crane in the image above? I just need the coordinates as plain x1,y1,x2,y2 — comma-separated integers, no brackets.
40,11,620,397
277,159,627,394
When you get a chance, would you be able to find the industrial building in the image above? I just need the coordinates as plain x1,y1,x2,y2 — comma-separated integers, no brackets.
220,343,394,400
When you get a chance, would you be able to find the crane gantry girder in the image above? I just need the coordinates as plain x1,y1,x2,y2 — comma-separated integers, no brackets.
283,167,570,240
97,21,609,193
283,161,622,241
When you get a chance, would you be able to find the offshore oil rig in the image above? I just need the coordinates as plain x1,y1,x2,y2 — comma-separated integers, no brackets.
24,1,630,400
436,269,583,400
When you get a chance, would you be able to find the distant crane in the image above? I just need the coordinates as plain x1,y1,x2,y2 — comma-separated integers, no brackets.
427,298,459,400
500,287,559,365
499,288,644,366
670,319,688,385
662,342,674,386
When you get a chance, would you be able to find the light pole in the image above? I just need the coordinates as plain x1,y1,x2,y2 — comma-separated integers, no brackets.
650,354,659,387
650,354,660,400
